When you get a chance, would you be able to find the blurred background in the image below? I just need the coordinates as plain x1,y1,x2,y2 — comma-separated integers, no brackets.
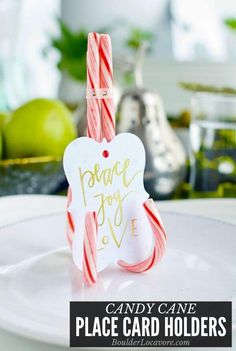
0,0,235,200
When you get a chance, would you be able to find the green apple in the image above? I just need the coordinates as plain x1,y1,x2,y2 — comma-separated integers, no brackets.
3,98,77,158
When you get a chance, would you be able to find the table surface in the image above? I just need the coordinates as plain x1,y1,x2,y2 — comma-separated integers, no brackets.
0,195,235,351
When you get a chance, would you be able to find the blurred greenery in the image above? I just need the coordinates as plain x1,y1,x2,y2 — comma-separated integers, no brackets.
179,82,236,95
48,19,155,83
50,19,88,82
126,28,154,51
168,110,191,128
224,17,236,31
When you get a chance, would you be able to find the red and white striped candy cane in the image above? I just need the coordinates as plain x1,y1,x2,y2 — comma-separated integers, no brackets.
83,211,98,285
87,32,101,142
82,33,102,284
66,187,74,246
118,199,167,272
99,34,115,142
66,33,101,284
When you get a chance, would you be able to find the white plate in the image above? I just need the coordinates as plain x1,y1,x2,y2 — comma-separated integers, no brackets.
0,212,235,346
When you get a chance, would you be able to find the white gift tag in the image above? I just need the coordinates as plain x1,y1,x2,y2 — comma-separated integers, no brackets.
63,133,153,271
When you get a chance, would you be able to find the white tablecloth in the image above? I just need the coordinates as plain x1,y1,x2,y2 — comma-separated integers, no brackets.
0,195,235,350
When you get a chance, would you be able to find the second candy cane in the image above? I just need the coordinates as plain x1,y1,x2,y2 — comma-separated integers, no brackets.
99,34,116,142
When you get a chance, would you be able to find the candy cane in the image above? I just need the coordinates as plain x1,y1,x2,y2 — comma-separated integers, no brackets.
117,199,167,272
82,33,115,284
83,211,98,285
99,34,115,141
66,187,74,246
81,33,102,284
87,32,101,142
